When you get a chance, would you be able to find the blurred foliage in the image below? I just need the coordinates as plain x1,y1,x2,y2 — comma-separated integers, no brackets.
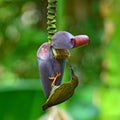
98,0,120,119
0,0,119,120
0,80,45,120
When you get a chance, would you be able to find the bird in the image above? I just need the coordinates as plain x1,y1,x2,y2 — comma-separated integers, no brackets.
42,65,79,110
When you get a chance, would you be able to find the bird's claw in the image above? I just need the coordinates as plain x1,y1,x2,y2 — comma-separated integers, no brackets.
49,72,61,87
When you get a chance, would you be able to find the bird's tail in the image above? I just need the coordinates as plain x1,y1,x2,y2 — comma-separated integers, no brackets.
67,63,75,77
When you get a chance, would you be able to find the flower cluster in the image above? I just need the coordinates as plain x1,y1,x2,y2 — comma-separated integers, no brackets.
37,31,90,98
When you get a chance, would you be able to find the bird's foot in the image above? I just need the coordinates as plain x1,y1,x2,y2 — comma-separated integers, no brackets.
49,72,61,87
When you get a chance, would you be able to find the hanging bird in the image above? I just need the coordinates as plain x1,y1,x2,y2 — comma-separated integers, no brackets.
42,65,79,111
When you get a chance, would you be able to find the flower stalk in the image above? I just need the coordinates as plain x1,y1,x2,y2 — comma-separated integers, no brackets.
47,0,57,43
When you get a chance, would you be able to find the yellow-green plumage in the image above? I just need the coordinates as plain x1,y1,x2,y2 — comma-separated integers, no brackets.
42,66,79,110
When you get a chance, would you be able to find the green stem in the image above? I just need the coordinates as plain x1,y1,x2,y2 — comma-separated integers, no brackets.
57,0,67,30
47,0,70,59
47,0,57,43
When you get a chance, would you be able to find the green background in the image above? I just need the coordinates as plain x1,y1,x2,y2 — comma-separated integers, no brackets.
0,0,120,120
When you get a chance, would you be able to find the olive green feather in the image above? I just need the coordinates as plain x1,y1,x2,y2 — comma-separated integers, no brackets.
42,66,79,110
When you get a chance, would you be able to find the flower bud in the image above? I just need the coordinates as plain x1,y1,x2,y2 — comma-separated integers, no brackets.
37,42,65,98
72,35,90,48
51,31,74,49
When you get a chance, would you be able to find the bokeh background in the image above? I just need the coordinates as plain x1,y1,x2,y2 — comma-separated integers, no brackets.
0,0,120,120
